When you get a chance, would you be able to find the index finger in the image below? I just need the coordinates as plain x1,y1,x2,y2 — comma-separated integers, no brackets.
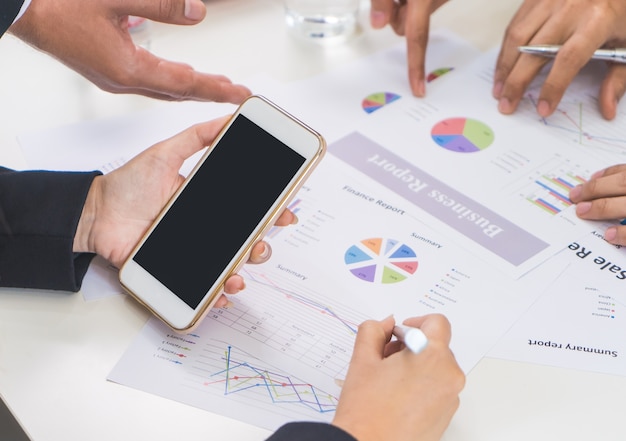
116,0,207,25
116,49,252,103
402,0,432,97
570,166,626,202
370,0,395,29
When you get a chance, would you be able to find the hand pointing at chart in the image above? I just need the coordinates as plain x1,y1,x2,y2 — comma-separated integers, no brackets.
493,0,626,120
369,0,450,97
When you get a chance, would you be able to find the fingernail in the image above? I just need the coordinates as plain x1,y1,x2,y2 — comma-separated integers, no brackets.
416,80,425,97
591,168,606,179
569,185,581,201
370,10,386,28
291,213,299,225
605,227,617,242
537,100,551,117
222,300,234,309
185,0,205,20
258,243,271,260
409,77,426,98
492,81,503,98
498,97,512,114
233,279,246,292
381,314,395,324
576,201,592,215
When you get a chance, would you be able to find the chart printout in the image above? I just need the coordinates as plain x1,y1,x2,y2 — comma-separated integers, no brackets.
270,47,617,278
109,157,556,431
489,231,626,377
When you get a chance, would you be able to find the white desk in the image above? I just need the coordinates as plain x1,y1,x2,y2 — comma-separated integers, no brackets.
2,1,626,440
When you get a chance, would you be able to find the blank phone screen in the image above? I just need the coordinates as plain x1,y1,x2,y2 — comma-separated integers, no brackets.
133,114,306,309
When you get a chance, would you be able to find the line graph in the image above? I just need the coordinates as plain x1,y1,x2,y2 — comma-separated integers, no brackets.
145,331,342,428
202,345,338,413
246,268,360,333
205,265,366,381
520,91,626,163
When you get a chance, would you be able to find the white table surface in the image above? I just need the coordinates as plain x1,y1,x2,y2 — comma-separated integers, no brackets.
2,1,626,440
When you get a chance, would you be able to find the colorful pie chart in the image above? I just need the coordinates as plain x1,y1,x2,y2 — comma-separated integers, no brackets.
344,238,418,284
431,117,494,153
427,67,454,82
362,92,401,114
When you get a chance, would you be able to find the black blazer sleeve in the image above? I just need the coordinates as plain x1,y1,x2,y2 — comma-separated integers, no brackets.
266,422,357,441
0,166,102,291
1,0,24,38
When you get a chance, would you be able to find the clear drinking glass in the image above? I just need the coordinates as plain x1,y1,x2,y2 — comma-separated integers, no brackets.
284,0,360,42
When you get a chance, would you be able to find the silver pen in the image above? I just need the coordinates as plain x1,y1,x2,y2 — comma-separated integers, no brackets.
518,44,626,64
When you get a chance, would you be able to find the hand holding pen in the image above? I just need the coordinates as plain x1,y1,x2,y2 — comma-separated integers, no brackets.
331,314,465,441
493,0,626,121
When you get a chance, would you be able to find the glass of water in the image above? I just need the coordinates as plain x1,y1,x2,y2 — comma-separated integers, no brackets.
284,0,360,42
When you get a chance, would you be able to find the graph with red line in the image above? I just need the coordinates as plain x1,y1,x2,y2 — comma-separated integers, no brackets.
204,266,365,381
203,344,338,413
133,328,341,428
522,92,626,161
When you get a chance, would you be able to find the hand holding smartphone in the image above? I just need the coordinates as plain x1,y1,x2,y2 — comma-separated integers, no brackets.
119,95,326,333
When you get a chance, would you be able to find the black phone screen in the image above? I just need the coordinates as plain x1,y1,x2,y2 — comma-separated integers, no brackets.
133,114,306,309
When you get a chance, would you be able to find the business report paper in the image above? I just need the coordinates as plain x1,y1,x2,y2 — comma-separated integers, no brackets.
108,156,554,431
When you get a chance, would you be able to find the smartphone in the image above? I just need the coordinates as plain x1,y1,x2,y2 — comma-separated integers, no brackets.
118,95,326,333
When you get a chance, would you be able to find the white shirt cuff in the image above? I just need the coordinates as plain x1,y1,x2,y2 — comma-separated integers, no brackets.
13,0,32,24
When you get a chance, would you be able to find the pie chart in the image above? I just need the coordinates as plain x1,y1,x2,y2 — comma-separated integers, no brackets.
362,92,401,114
431,117,494,153
427,67,454,82
344,238,418,284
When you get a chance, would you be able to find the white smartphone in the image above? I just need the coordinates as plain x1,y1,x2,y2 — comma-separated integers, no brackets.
119,95,326,333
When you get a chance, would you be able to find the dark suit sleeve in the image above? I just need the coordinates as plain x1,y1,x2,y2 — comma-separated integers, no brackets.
266,422,357,441
0,166,102,291
1,0,24,38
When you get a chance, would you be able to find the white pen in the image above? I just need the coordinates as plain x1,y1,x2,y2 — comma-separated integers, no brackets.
392,325,428,354
518,44,626,64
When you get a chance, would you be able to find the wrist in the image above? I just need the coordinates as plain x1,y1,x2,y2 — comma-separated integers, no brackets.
331,419,375,441
73,176,100,255
8,0,49,45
